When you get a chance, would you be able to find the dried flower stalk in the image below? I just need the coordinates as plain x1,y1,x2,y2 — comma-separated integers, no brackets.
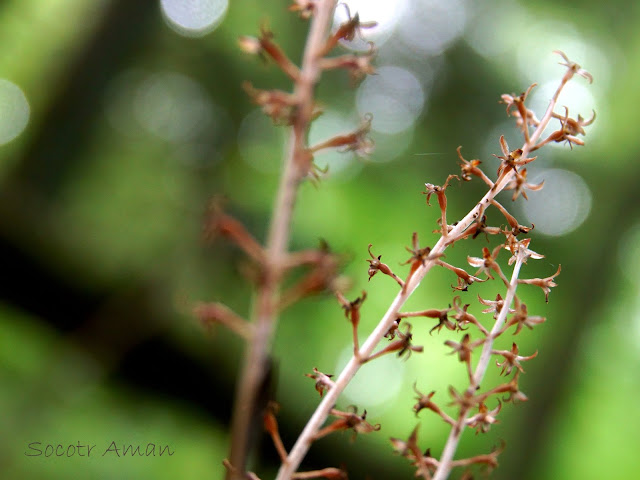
213,1,593,477
276,52,592,480
431,250,525,480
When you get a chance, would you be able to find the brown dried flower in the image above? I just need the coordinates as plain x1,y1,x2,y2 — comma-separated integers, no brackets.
305,367,335,397
467,245,505,282
554,50,593,83
465,401,502,434
493,135,536,177
478,293,514,320
457,146,493,186
314,406,380,441
367,323,424,361
518,265,561,302
366,244,404,287
502,297,546,335
492,343,538,376
503,167,544,201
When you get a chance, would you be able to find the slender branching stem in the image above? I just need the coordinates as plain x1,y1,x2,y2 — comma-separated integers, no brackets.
527,72,572,151
277,68,576,480
226,2,337,478
432,254,524,480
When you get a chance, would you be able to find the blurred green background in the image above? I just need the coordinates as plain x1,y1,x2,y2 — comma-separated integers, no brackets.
1,0,639,479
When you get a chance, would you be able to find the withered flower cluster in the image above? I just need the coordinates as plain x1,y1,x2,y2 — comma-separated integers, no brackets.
380,51,593,480
295,52,589,473
206,0,595,477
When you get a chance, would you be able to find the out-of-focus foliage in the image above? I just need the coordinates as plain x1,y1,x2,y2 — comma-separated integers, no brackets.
1,0,639,479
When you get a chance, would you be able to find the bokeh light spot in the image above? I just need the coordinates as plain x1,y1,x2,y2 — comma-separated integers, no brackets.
465,1,527,58
133,72,213,143
371,127,414,163
336,344,405,411
521,169,591,236
160,0,228,37
356,66,424,134
0,79,30,145
397,0,467,56
516,22,584,83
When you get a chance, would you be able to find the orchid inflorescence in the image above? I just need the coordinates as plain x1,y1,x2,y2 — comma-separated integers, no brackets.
205,2,594,479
